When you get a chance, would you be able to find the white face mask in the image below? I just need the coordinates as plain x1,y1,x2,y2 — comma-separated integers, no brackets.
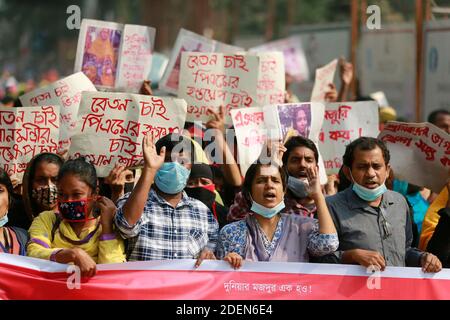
287,176,309,198
349,171,387,202
0,212,8,227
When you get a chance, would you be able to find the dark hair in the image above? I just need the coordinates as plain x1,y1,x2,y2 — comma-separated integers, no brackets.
282,136,319,165
0,168,14,209
428,109,450,125
343,137,390,168
242,162,287,202
155,133,195,163
58,157,97,192
29,153,64,183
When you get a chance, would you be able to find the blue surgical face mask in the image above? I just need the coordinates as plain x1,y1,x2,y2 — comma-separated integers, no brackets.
350,171,387,202
0,213,8,228
250,197,285,219
155,162,191,195
287,176,309,198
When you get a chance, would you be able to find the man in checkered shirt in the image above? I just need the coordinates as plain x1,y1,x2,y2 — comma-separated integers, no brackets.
114,133,219,265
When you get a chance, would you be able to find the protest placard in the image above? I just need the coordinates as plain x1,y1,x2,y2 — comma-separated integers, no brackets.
359,23,415,120
159,28,243,95
378,121,450,193
74,19,155,92
255,52,286,107
19,72,97,153
148,52,169,85
318,101,380,174
423,20,450,120
0,106,59,180
250,36,309,82
68,92,187,177
232,103,327,183
310,59,338,102
178,52,260,124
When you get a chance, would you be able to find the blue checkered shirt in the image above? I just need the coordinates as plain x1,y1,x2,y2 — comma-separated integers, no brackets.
115,189,219,261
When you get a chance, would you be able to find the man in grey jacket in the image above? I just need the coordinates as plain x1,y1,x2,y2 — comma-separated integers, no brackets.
321,137,441,273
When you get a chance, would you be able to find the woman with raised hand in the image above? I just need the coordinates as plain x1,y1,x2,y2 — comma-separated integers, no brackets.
217,161,338,269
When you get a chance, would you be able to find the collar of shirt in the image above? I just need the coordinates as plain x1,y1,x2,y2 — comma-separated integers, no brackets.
284,193,317,215
149,188,192,209
344,187,395,213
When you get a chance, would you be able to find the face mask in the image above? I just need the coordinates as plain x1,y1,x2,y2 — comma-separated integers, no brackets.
185,186,216,208
0,213,8,227
31,185,58,209
287,176,309,198
58,198,97,222
350,171,387,202
155,162,190,195
250,197,285,219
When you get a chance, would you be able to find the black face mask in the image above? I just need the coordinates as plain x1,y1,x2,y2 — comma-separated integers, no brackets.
124,182,134,194
185,187,216,209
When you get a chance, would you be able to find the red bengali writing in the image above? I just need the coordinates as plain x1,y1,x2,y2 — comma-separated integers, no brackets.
415,139,437,161
329,130,352,142
89,97,132,113
141,125,179,141
187,105,210,119
257,75,275,91
186,87,227,103
324,105,352,125
1,162,28,176
441,156,450,167
324,157,343,170
257,91,284,105
0,124,54,144
140,97,170,120
384,123,430,138
32,107,59,129
242,131,267,147
233,110,264,128
54,81,69,97
224,55,249,72
109,135,140,156
72,153,144,170
124,33,149,45
380,134,413,147
82,115,141,136
0,110,24,125
431,132,450,152
29,92,51,106
0,140,58,163
186,87,253,107
260,59,278,73
193,70,240,89
61,92,82,108
187,54,218,69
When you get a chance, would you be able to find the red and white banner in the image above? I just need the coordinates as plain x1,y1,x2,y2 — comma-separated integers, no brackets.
0,254,449,300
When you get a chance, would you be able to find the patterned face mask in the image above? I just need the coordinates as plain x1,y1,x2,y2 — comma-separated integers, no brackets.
31,185,58,209
57,198,97,222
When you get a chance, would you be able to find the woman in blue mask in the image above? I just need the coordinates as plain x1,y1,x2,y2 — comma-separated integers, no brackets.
0,169,28,256
217,162,338,269
27,158,126,277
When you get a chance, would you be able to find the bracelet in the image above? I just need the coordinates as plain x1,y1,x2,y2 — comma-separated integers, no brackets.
99,233,117,241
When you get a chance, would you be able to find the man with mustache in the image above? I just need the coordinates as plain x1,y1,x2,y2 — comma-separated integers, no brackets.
319,137,442,272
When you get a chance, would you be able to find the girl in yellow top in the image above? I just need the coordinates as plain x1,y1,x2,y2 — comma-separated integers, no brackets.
28,158,126,277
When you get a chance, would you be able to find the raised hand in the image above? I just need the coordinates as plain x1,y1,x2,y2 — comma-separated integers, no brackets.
306,165,322,199
206,106,226,134
340,59,354,86
142,133,166,171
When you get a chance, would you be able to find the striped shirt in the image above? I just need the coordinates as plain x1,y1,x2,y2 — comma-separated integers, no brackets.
115,189,219,261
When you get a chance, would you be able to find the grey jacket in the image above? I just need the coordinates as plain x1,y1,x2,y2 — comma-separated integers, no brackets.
318,187,423,267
